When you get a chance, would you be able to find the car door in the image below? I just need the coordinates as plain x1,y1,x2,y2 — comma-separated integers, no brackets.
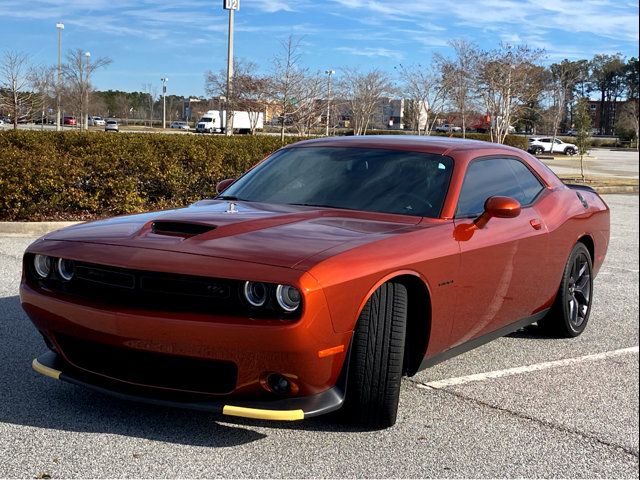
450,156,549,347
552,139,564,153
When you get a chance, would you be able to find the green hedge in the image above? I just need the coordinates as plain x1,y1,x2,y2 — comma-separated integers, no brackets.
342,130,529,150
0,131,301,221
0,130,528,221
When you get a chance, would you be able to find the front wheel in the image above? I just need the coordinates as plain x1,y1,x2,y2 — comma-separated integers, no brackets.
342,282,407,429
565,147,577,156
538,243,593,337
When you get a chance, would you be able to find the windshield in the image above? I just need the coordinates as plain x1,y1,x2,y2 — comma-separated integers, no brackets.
200,117,213,122
222,146,453,218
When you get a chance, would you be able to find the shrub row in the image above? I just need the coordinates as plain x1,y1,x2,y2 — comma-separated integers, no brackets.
0,130,532,221
0,131,301,221
343,130,530,150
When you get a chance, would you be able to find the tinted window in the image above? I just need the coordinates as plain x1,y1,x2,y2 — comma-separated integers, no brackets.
456,158,544,217
222,147,454,218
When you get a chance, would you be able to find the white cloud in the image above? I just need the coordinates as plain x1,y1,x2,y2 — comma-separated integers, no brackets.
336,46,404,60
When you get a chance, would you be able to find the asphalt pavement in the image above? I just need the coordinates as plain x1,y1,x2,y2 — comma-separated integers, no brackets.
0,195,637,478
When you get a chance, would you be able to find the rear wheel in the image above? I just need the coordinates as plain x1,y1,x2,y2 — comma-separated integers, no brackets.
342,282,407,429
538,243,593,337
534,146,544,155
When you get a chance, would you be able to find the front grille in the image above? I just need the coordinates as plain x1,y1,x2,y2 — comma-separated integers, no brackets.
55,333,237,394
25,255,299,319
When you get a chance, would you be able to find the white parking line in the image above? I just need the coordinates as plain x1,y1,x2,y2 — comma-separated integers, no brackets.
418,346,640,389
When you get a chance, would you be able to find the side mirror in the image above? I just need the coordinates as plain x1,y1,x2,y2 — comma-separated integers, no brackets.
216,178,235,194
474,196,521,229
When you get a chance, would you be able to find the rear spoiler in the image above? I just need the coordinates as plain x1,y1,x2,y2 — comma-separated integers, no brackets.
565,183,597,194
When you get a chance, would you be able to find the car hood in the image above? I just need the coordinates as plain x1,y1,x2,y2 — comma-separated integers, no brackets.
44,200,422,268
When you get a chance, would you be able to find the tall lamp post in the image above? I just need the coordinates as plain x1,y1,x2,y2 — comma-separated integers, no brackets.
84,51,90,131
223,0,239,135
55,22,64,131
325,70,335,137
161,77,168,129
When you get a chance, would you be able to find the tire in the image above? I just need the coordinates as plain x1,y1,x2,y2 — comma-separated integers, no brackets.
538,243,593,337
565,147,577,156
535,146,544,155
342,282,407,428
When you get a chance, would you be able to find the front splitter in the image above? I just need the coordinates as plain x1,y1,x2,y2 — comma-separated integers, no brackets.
32,351,345,422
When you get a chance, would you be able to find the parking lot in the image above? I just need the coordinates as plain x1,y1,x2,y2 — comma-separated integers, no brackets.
0,194,637,478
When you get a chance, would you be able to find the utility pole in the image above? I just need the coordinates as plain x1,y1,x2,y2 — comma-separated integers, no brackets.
161,77,168,129
325,70,335,136
224,0,239,135
84,51,90,131
56,22,64,131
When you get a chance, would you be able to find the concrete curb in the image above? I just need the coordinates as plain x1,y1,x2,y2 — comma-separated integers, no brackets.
0,221,80,236
593,185,639,194
1,187,637,236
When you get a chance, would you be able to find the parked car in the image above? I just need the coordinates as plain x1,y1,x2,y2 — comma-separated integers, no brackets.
88,116,106,126
528,137,578,155
104,120,119,132
33,116,54,125
435,124,462,133
170,121,189,130
22,136,609,428
63,116,77,126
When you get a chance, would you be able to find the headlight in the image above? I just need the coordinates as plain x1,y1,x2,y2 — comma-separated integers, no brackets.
57,258,75,281
243,281,267,307
276,284,301,312
33,255,52,278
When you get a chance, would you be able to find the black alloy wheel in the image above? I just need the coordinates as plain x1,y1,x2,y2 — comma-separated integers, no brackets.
539,243,593,337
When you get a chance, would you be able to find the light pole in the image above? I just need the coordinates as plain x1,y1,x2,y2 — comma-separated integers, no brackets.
56,22,64,131
84,51,90,131
161,77,168,129
325,70,335,137
224,0,239,135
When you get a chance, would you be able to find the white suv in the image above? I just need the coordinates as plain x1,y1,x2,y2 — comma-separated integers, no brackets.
435,123,462,133
528,137,578,155
88,116,106,126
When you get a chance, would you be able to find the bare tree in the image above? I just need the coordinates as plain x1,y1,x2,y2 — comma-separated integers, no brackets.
340,68,395,135
29,65,55,129
397,63,446,135
62,49,111,129
475,44,546,143
435,39,479,137
547,60,584,146
206,59,271,134
574,97,592,181
293,73,326,136
271,35,309,142
0,51,32,129
142,83,158,127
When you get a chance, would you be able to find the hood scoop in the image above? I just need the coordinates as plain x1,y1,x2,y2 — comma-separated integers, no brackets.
151,221,217,237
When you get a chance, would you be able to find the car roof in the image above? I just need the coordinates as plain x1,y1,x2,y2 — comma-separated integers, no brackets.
286,135,526,157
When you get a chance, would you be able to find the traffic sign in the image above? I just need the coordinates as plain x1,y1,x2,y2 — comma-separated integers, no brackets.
223,0,239,10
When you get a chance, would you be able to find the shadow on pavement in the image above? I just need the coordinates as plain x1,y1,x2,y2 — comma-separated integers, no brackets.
0,295,365,447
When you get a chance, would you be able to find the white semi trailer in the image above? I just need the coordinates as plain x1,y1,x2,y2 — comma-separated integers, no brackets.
195,110,264,134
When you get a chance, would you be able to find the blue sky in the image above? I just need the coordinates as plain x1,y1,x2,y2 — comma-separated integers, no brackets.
2,0,638,97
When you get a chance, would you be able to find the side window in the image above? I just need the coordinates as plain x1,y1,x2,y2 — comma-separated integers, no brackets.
456,158,544,218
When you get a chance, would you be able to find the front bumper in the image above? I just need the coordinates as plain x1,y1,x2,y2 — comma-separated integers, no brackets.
33,350,346,421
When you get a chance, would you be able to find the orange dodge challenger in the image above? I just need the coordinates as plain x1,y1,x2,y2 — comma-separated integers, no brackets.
21,136,610,428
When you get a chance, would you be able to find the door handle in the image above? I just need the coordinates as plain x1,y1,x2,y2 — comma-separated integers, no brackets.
530,218,543,230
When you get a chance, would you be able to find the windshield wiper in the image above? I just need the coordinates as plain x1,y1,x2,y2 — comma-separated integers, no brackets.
215,195,243,201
